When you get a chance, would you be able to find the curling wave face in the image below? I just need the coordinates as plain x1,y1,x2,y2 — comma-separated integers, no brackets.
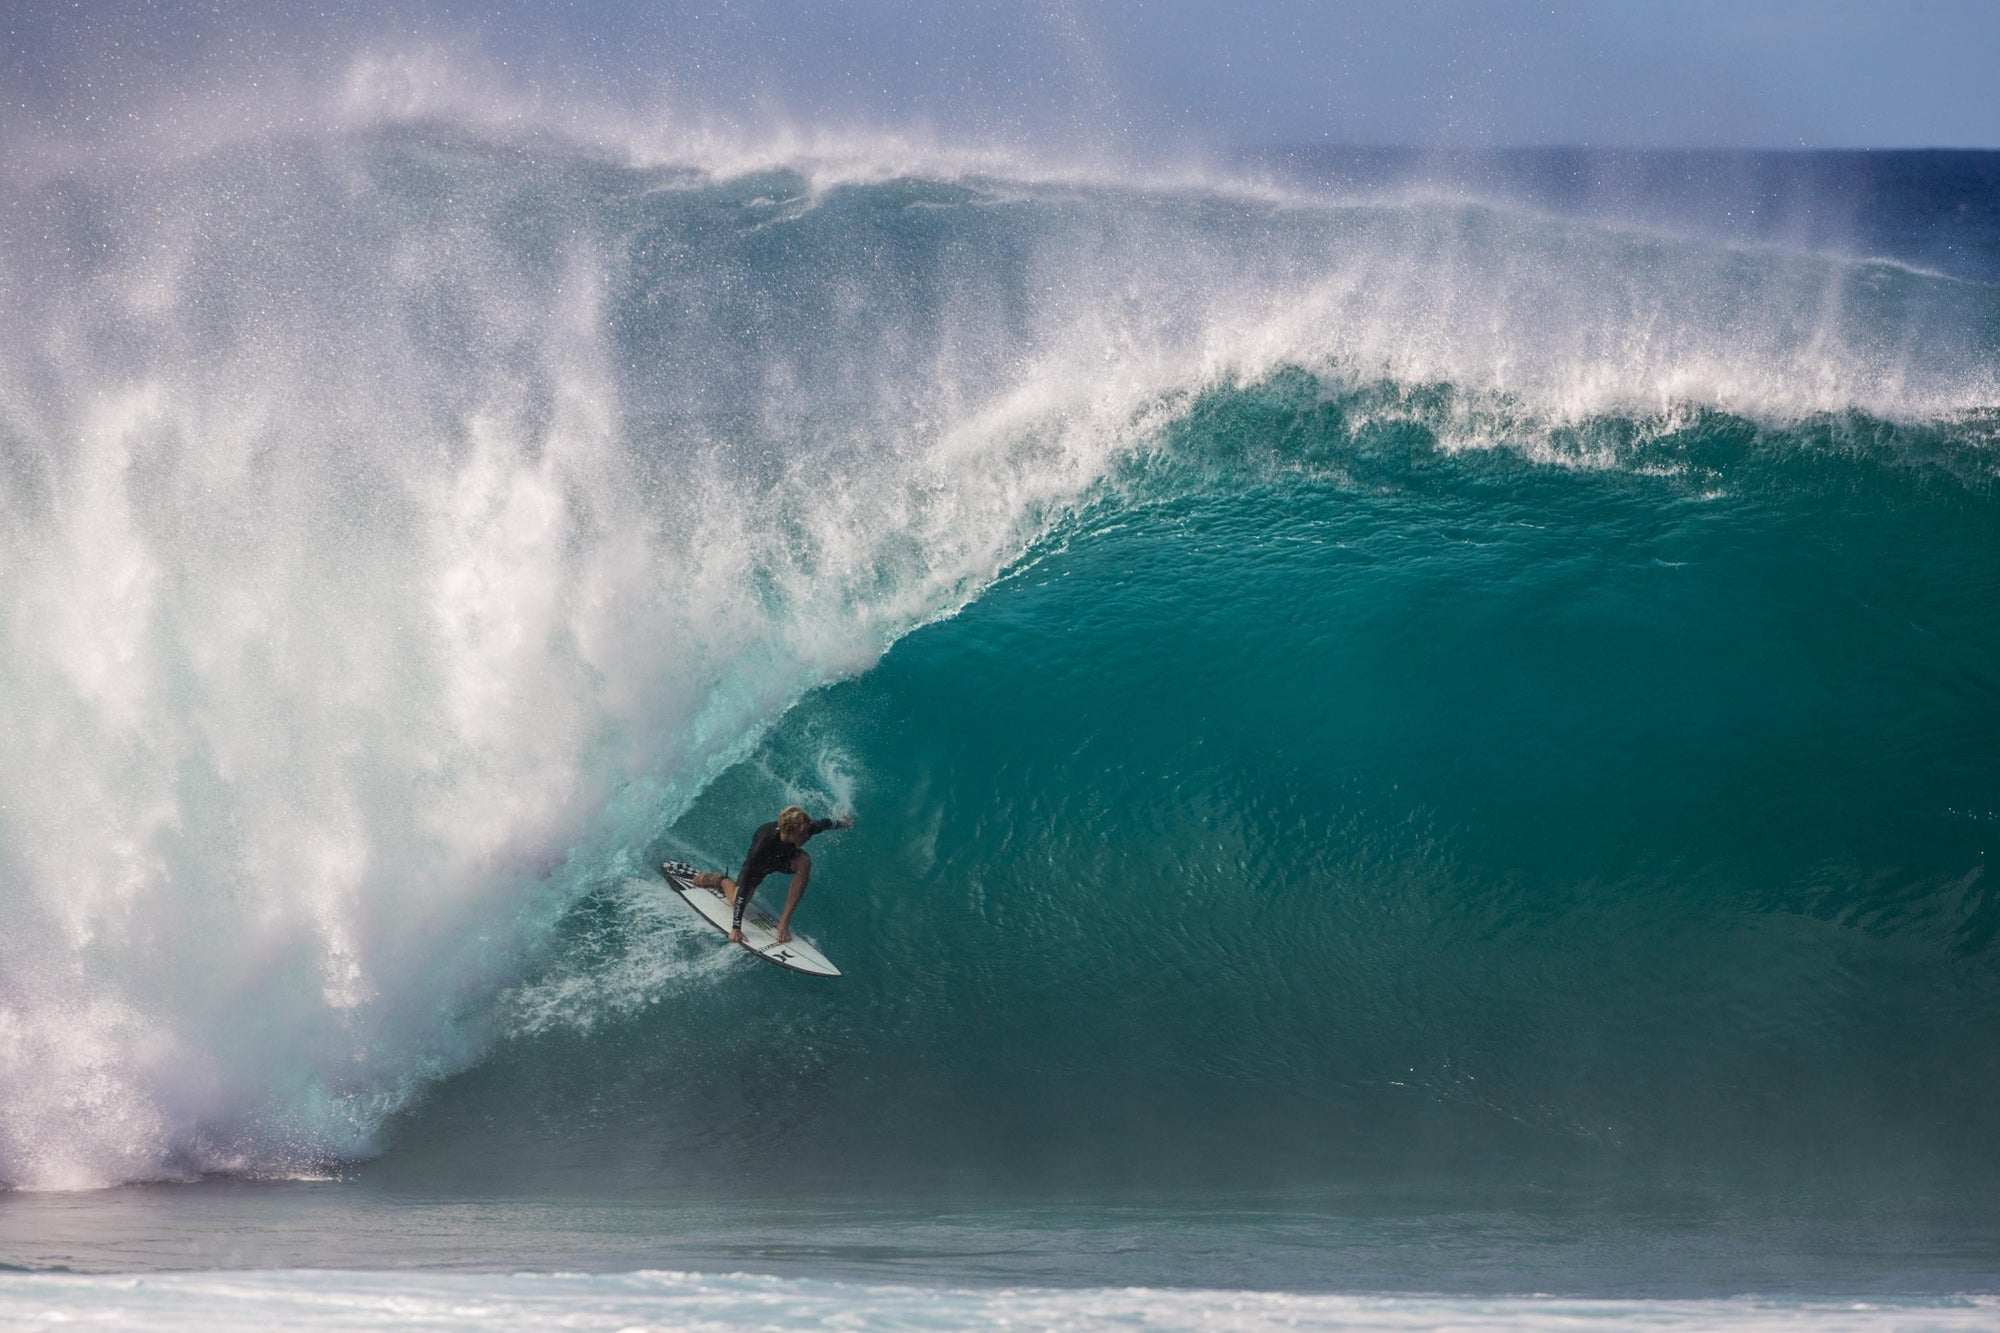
0,107,1995,1190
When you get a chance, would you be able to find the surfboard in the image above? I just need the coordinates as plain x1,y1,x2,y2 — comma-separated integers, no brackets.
660,861,843,977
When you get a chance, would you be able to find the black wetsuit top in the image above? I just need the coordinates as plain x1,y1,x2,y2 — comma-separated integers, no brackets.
734,818,840,929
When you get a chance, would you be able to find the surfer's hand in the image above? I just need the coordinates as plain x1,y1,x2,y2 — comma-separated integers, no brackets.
728,928,745,944
774,922,793,944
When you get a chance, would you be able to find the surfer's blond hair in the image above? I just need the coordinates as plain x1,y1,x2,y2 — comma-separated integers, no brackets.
776,805,814,838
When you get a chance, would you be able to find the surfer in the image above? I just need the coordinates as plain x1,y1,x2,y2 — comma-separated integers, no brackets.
689,806,854,945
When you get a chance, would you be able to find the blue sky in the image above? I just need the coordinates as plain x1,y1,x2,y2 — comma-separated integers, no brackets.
8,0,1999,149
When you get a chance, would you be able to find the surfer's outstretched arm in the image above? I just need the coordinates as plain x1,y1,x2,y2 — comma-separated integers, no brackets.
773,853,812,944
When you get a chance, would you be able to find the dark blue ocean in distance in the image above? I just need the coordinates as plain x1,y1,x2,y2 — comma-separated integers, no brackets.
1247,147,2000,284
0,123,1996,1327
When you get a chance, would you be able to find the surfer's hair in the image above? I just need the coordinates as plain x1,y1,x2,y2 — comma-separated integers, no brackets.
776,806,814,838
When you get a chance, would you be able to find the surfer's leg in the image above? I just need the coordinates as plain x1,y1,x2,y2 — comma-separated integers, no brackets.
727,871,765,943
692,871,737,901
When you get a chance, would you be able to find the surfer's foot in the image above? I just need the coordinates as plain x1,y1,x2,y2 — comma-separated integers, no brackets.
728,928,745,944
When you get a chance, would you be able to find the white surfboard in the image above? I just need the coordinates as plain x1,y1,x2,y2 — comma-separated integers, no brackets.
661,862,843,977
